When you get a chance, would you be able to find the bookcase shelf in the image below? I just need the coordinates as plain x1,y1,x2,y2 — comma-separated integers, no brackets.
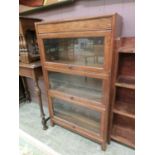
113,101,135,119
115,82,135,89
115,75,135,89
118,47,135,53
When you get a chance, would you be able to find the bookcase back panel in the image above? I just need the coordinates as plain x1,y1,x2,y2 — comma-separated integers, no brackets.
43,37,104,68
116,87,135,104
52,97,101,134
113,114,135,130
115,87,135,115
118,53,135,77
48,72,103,103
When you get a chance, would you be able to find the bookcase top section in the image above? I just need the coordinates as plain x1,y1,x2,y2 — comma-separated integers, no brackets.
35,14,121,34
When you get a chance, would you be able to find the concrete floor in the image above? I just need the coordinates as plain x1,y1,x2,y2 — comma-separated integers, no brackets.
19,102,135,155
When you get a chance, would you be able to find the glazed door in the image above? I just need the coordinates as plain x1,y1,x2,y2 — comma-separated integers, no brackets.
48,71,103,103
38,31,112,75
51,97,101,134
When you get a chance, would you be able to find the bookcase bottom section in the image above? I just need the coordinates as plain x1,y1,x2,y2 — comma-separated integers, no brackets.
52,98,102,134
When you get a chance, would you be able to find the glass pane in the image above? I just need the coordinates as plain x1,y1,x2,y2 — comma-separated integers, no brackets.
44,37,104,67
53,98,101,134
48,72,103,103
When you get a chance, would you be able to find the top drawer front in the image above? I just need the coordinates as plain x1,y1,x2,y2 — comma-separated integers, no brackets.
37,17,112,34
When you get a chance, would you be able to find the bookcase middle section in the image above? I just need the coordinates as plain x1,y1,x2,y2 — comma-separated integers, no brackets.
48,71,104,104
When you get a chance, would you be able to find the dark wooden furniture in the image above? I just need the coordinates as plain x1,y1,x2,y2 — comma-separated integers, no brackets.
19,0,44,7
19,17,41,64
109,37,135,148
35,14,122,150
19,76,26,103
19,0,74,15
19,61,48,130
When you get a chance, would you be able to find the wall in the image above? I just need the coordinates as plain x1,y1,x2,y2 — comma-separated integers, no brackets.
22,0,135,36
23,0,135,106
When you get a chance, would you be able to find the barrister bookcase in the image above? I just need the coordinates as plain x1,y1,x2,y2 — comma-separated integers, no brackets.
35,14,122,150
109,37,135,148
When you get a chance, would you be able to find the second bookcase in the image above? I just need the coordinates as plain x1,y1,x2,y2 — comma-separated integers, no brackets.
110,37,135,148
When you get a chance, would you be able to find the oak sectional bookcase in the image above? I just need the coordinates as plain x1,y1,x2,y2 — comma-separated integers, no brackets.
110,37,135,148
35,14,122,150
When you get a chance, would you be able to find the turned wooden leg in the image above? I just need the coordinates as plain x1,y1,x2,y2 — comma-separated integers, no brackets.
33,74,48,130
21,77,31,102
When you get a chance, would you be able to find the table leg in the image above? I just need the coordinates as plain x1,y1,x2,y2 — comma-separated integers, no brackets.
33,75,48,130
21,77,31,102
